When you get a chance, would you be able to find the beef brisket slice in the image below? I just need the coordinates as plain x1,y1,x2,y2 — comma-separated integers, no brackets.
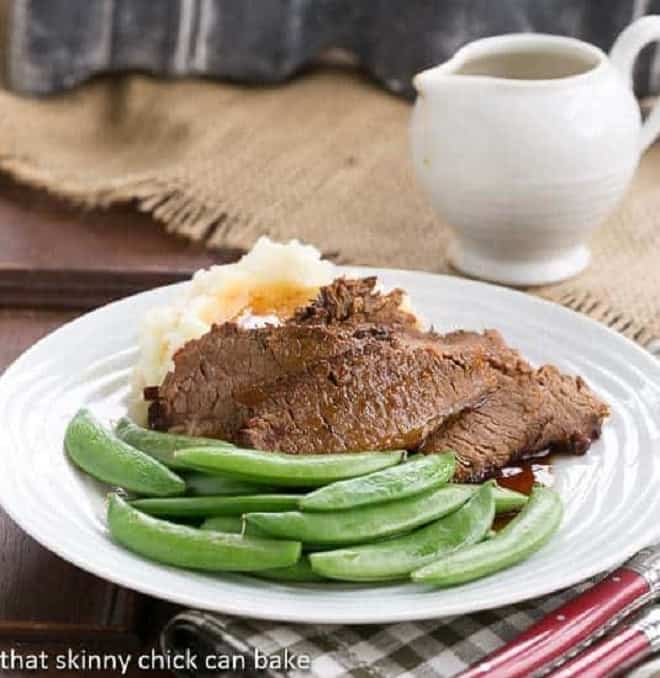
437,329,532,378
290,276,418,328
146,323,372,437
237,335,498,453
420,365,610,481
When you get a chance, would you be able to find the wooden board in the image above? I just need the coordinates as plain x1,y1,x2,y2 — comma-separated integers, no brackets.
0,178,230,675
0,175,242,308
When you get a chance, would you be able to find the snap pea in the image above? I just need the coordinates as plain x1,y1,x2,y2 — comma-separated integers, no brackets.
412,486,562,586
475,484,528,513
310,482,495,581
494,487,529,513
200,515,243,532
199,519,331,580
130,494,303,519
65,409,185,497
300,452,454,512
255,556,326,583
108,494,301,571
201,515,271,539
174,447,405,488
115,417,234,469
200,517,366,551
183,472,272,496
245,484,474,545
190,515,322,580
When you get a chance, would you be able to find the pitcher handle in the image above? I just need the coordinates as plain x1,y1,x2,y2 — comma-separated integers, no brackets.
610,15,660,153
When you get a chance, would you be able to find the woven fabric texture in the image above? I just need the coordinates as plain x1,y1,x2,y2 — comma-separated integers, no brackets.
0,69,657,343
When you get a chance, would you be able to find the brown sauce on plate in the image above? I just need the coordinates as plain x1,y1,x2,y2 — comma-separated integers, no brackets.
493,454,554,530
496,457,554,495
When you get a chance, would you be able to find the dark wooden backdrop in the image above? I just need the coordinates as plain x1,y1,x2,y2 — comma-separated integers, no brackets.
0,175,242,677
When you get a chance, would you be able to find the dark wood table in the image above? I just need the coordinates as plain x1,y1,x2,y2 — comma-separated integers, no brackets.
0,176,243,676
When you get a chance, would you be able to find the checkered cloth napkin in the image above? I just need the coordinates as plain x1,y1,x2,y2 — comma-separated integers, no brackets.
161,343,660,678
161,583,596,677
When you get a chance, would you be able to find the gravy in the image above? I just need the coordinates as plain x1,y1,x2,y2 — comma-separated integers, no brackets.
493,454,554,530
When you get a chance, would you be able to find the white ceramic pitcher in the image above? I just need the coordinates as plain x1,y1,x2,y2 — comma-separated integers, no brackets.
410,16,660,286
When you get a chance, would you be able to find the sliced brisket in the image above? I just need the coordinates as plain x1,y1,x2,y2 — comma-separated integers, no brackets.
290,276,418,328
440,329,530,376
420,365,609,481
144,275,610,475
147,276,423,437
147,323,374,437
237,333,498,453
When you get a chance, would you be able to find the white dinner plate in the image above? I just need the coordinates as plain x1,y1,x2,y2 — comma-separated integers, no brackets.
1,267,659,624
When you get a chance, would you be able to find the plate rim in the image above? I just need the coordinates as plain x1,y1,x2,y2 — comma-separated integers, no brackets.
1,266,659,624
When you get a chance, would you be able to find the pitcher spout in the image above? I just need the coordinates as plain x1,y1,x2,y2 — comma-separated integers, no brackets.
413,53,467,96
412,68,433,96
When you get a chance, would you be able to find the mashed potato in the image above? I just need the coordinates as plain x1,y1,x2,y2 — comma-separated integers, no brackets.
131,237,335,421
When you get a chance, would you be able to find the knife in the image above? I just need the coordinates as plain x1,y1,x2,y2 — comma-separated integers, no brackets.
545,606,660,678
459,545,660,678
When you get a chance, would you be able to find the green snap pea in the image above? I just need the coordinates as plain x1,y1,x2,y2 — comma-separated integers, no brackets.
255,556,326,583
108,494,301,572
183,472,272,496
300,452,454,512
451,484,527,513
310,482,495,581
200,517,325,582
493,488,528,513
130,494,303,519
200,517,391,551
201,515,270,539
412,486,562,586
115,418,234,469
486,485,528,513
201,516,243,533
245,484,474,545
174,447,405,488
65,409,185,497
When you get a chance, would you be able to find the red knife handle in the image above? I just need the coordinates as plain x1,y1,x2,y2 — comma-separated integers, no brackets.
460,567,651,678
548,626,651,678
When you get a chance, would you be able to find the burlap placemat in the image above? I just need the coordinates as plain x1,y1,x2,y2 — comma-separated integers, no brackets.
0,65,658,344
